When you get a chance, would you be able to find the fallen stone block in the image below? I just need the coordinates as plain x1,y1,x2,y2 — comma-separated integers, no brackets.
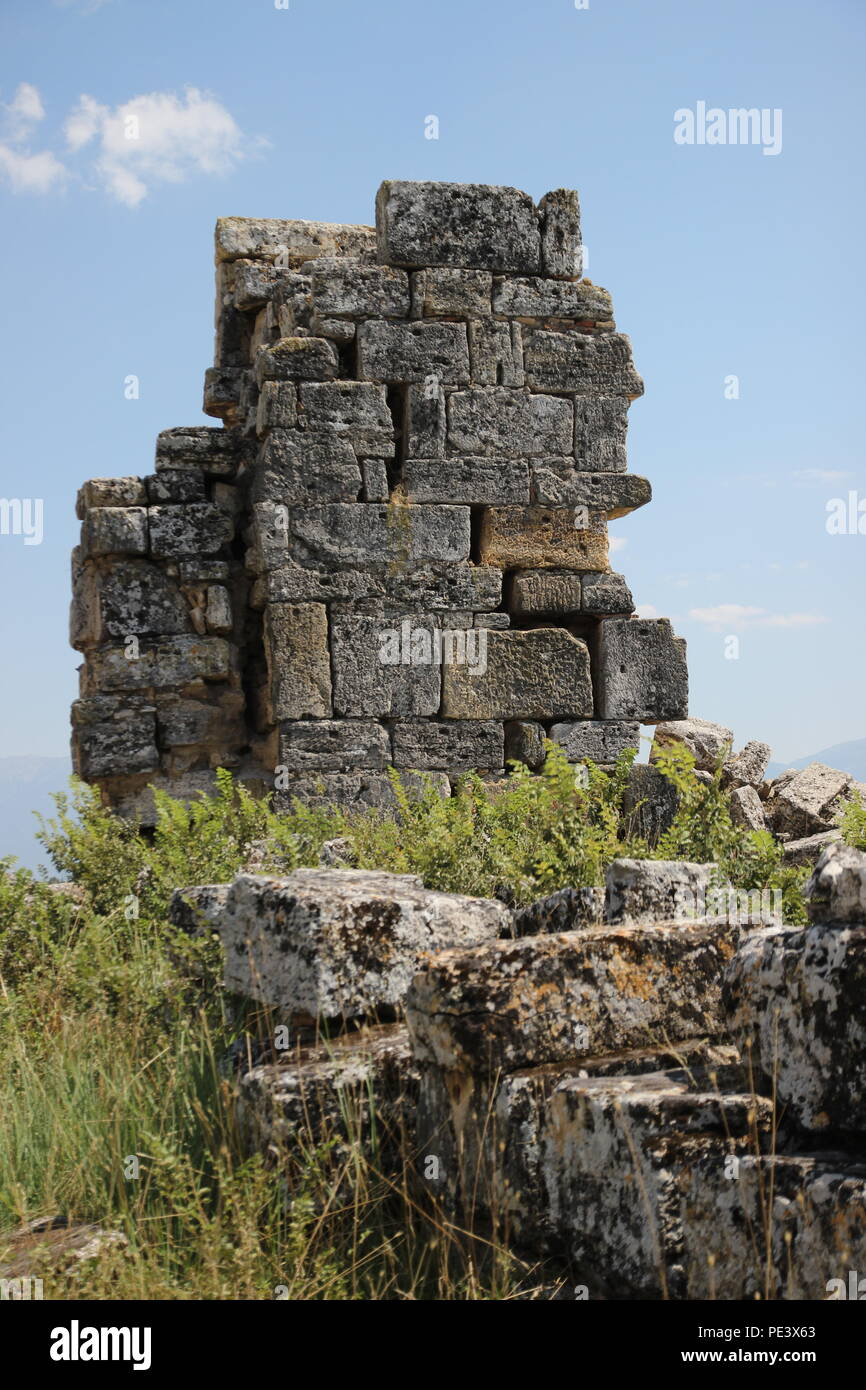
729,784,769,834
215,869,509,1022
650,717,733,772
804,842,866,925
606,858,729,926
376,180,541,274
765,763,854,838
722,739,772,788
512,886,605,936
782,830,842,867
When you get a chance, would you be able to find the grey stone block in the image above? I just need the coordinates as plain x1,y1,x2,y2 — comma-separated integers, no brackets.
255,337,339,384
145,470,207,505
441,629,592,721
581,570,634,614
155,427,246,478
376,180,541,274
87,636,233,691
255,381,298,435
509,570,582,616
310,258,411,319
252,430,362,505
523,331,644,396
82,507,148,557
548,721,640,764
574,396,631,471
804,842,866,925
539,188,582,279
288,503,470,572
606,858,728,927
391,720,504,770
76,477,147,515
298,381,393,454
530,464,651,516
651,717,734,772
148,504,234,559
448,387,573,456
278,720,391,771
404,381,446,457
331,613,443,717
597,618,688,722
403,457,529,505
468,319,524,386
264,603,332,719
74,710,159,780
504,720,547,771
412,267,493,318
492,276,613,321
356,320,470,384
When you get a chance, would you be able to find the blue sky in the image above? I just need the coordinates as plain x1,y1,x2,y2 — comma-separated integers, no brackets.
0,0,863,764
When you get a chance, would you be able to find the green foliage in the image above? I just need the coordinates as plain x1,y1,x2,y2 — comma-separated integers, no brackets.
840,791,866,851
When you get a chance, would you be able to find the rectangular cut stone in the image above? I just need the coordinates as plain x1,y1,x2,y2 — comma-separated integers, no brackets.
278,720,391,771
264,603,332,719
267,560,501,611
255,337,339,384
288,503,470,571
145,471,207,504
356,321,470,384
298,381,392,446
213,869,509,1021
574,396,630,470
203,366,243,422
478,507,609,570
148,504,234,559
529,465,651,516
524,331,643,396
74,710,159,780
581,571,633,614
597,617,689,722
548,720,640,764
361,458,390,502
406,921,738,1074
331,614,445,716
376,180,541,274
404,457,529,505
82,507,148,557
76,477,147,516
492,276,613,322
252,431,362,505
155,428,246,477
504,720,547,771
276,770,450,813
215,216,377,266
92,560,189,639
88,636,232,691
310,258,410,319
441,629,592,720
447,388,573,456
539,188,582,279
392,720,504,770
509,570,582,615
255,382,298,435
468,320,524,386
404,382,446,457
412,268,492,318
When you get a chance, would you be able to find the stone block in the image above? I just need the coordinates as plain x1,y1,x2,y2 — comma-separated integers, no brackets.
492,276,613,322
298,381,393,454
447,387,573,456
215,216,376,266
87,635,232,691
356,320,470,384
330,613,443,717
276,770,451,812
76,477,147,516
538,188,582,279
512,885,605,936
650,717,734,772
722,739,772,788
94,560,190,639
529,464,651,516
264,603,332,719
412,268,492,318
82,507,148,557
145,470,207,505
278,720,391,772
266,559,501,612
214,868,509,1021
148,504,234,559
573,395,630,471
310,258,410,319
288,503,470,572
504,720,547,771
523,330,644,396
441,629,592,720
509,569,582,615
361,458,390,502
74,709,159,780
597,618,688,722
403,457,529,505
468,319,524,386
255,382,298,435
548,720,640,764
155,427,245,477
622,764,680,844
765,763,854,839
782,830,842,868
729,784,769,833
252,430,362,505
803,842,866,925
375,180,541,274
605,858,728,927
255,337,339,384
581,570,634,614
478,507,609,570
404,381,446,457
391,720,504,770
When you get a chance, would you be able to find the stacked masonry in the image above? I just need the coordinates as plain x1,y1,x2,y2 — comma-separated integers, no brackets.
71,180,687,818
175,844,866,1301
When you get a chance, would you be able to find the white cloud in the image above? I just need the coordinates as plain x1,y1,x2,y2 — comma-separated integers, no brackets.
608,535,627,553
689,603,827,632
634,603,659,619
792,468,851,484
0,83,66,194
65,86,249,206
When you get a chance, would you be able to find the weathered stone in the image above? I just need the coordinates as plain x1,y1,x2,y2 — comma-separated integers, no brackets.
729,783,768,834
493,277,613,322
145,470,207,504
288,503,470,572
783,830,843,867
524,330,644,396
298,381,393,454
330,613,443,717
73,709,159,780
277,769,450,812
651,717,734,772
512,885,605,936
723,911,866,1132
82,507,148,557
509,569,582,615
803,842,866,925
478,507,609,570
468,319,524,386
606,858,730,927
255,337,338,384
722,739,771,788
622,764,680,843
504,720,547,771
255,381,298,434
95,561,190,640
448,388,572,456
529,464,651,517
573,396,630,471
597,618,688,722
168,882,231,936
310,258,410,320
403,457,529,505
148,504,234,559
581,570,634,614
215,216,376,266
376,180,541,274
441,629,592,720
765,763,854,838
357,320,470,384
412,268,492,318
264,603,332,719
278,720,391,772
215,869,509,1021
267,559,501,611
406,921,738,1075
538,189,582,279
391,720,503,770
155,427,245,477
404,381,446,457
252,431,362,505
361,458,390,502
203,365,244,422
547,720,640,765
76,477,147,516
156,696,237,748
85,636,232,692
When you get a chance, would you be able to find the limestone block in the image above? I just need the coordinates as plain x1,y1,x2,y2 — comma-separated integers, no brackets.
803,842,866,925
76,477,147,516
581,570,634,613
276,770,451,813
330,613,443,717
492,276,613,322
252,431,362,505
356,320,470,384
782,830,843,868
95,560,190,639
447,387,572,456
391,720,504,770
622,764,680,844
523,330,644,396
74,709,159,780
288,503,470,572
264,603,332,720
468,319,524,386
597,618,688,722
412,268,492,318
215,216,376,266
203,366,244,422
361,458,390,502
478,507,609,570
406,921,738,1074
512,885,605,935
547,720,640,765
375,180,541,274
214,869,509,1021
267,559,501,611
650,717,734,772
82,507,148,558
148,504,234,559
278,720,391,772
729,784,769,833
538,188,582,279
310,258,410,320
155,427,245,477
509,569,582,615
87,635,233,691
529,464,651,516
504,719,547,771
605,859,729,927
441,629,592,721
255,382,298,435
765,763,854,838
255,337,339,384
298,381,393,454
403,457,529,505
404,381,446,457
722,739,772,788
145,470,207,505
205,586,232,636
574,395,630,471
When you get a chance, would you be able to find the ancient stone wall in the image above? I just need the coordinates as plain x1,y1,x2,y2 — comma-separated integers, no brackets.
71,181,688,817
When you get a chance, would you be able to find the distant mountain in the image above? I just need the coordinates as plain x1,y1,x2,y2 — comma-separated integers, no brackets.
0,756,72,873
766,739,866,784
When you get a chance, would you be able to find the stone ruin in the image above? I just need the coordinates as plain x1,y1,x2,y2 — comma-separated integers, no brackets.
69,179,689,819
